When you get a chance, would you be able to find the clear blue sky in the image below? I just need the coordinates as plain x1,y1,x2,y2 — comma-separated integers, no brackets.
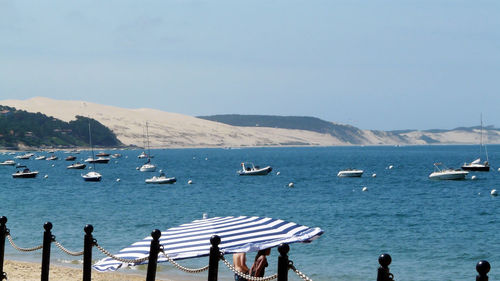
1,0,499,130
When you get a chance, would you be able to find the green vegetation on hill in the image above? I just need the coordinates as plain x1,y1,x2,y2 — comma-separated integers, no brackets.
0,105,122,149
198,114,372,144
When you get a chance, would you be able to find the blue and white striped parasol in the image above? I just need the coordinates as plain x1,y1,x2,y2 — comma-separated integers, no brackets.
93,216,323,272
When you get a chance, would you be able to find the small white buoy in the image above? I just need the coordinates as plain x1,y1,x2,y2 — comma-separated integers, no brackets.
388,165,393,169
115,161,118,164
89,166,92,170
491,189,498,196
362,186,368,192
498,168,500,172
205,157,208,160
276,172,280,176
372,173,377,177
471,175,477,180
159,169,163,173
188,180,193,184
202,213,208,219
116,178,121,182
44,175,48,179
288,182,294,188
51,164,55,167
136,167,139,170
125,156,128,159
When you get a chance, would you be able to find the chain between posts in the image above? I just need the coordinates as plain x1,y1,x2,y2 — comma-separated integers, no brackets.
93,241,149,264
6,234,43,252
53,240,84,256
220,255,278,281
158,247,209,273
289,261,314,281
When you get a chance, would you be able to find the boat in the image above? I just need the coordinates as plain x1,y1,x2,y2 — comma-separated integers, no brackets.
111,153,122,158
12,168,39,178
35,155,46,160
46,155,58,161
462,115,490,172
96,152,110,157
337,169,364,177
145,172,176,184
82,121,102,182
15,153,34,160
138,151,148,159
65,155,77,161
67,162,86,169
0,160,16,166
429,163,468,180
139,122,156,172
85,157,110,164
238,162,272,176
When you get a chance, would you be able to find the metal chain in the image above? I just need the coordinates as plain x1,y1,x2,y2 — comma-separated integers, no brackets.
94,241,149,264
220,255,278,281
289,262,313,281
6,234,43,252
159,248,209,273
53,240,84,256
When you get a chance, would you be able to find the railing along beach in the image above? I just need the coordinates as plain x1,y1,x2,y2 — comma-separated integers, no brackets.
0,216,492,281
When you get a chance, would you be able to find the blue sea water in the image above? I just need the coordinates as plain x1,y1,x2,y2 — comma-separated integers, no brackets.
0,145,499,281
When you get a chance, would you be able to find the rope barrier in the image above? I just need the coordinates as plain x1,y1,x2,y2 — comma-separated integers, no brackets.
6,234,43,252
94,240,149,264
158,247,209,273
289,261,314,281
53,240,84,256
220,255,278,281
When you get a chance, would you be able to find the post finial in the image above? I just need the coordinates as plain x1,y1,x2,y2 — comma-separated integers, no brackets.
84,224,94,235
278,243,290,256
210,235,221,246
44,222,53,231
378,253,392,267
476,260,491,276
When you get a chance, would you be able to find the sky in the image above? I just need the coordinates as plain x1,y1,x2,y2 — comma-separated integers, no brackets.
1,0,499,131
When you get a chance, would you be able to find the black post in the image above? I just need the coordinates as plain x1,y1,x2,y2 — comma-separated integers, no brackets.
146,229,161,281
41,222,53,281
83,224,94,281
377,253,393,281
277,243,290,281
0,217,7,281
476,260,490,281
207,235,220,281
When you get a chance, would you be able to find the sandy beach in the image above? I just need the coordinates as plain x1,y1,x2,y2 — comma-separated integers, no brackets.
3,260,186,281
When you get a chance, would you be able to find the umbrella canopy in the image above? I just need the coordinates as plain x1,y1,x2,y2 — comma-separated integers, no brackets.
93,216,323,272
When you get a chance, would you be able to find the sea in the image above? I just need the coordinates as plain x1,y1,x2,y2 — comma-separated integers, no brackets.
1,145,499,281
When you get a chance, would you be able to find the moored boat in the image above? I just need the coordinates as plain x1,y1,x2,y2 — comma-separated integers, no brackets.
337,169,364,177
238,162,272,176
82,171,102,181
65,155,77,161
85,157,110,164
429,163,468,180
145,173,176,184
12,168,39,178
0,160,16,166
67,162,86,169
46,155,58,161
462,115,490,172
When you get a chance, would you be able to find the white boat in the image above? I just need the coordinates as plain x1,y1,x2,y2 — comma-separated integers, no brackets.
46,155,58,161
15,153,34,160
67,162,86,169
139,122,156,172
85,157,110,164
337,169,364,177
12,168,39,178
35,155,46,160
238,162,272,176
462,115,490,172
138,151,148,159
145,173,176,184
0,160,16,166
82,121,102,182
82,171,102,182
429,163,468,180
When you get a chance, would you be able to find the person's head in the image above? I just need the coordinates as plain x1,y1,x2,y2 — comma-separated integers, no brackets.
254,248,271,261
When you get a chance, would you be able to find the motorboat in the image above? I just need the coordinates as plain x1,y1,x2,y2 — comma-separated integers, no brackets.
46,155,58,161
111,153,122,158
67,162,86,169
15,153,34,160
35,155,46,160
65,155,77,161
461,158,489,172
238,162,272,176
337,169,364,177
12,168,39,178
140,162,156,172
82,171,102,182
85,157,110,164
0,160,16,166
429,163,468,180
145,173,176,184
96,152,110,157
138,151,148,159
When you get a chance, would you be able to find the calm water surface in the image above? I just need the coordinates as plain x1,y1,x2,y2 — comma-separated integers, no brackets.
1,145,499,281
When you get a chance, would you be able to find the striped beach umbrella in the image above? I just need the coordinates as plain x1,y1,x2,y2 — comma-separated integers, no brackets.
93,216,323,272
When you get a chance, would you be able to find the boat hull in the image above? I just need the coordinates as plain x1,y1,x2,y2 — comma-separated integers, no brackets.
429,171,468,180
461,165,490,172
238,166,272,176
82,172,102,181
145,177,176,184
12,172,38,178
139,164,157,172
337,170,364,177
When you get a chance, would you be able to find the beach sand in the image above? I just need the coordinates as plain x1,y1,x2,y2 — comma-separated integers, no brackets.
3,260,188,281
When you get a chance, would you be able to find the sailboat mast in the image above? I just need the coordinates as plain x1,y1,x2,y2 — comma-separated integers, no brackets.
146,122,151,159
89,121,96,170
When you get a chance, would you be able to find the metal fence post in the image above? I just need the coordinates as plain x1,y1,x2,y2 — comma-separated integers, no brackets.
41,222,53,281
476,260,490,281
207,235,220,281
277,243,290,281
377,253,393,281
0,217,7,280
83,224,94,281
146,229,161,281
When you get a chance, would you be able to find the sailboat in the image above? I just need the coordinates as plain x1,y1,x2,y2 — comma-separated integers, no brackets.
462,115,490,172
139,122,156,172
82,121,102,181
